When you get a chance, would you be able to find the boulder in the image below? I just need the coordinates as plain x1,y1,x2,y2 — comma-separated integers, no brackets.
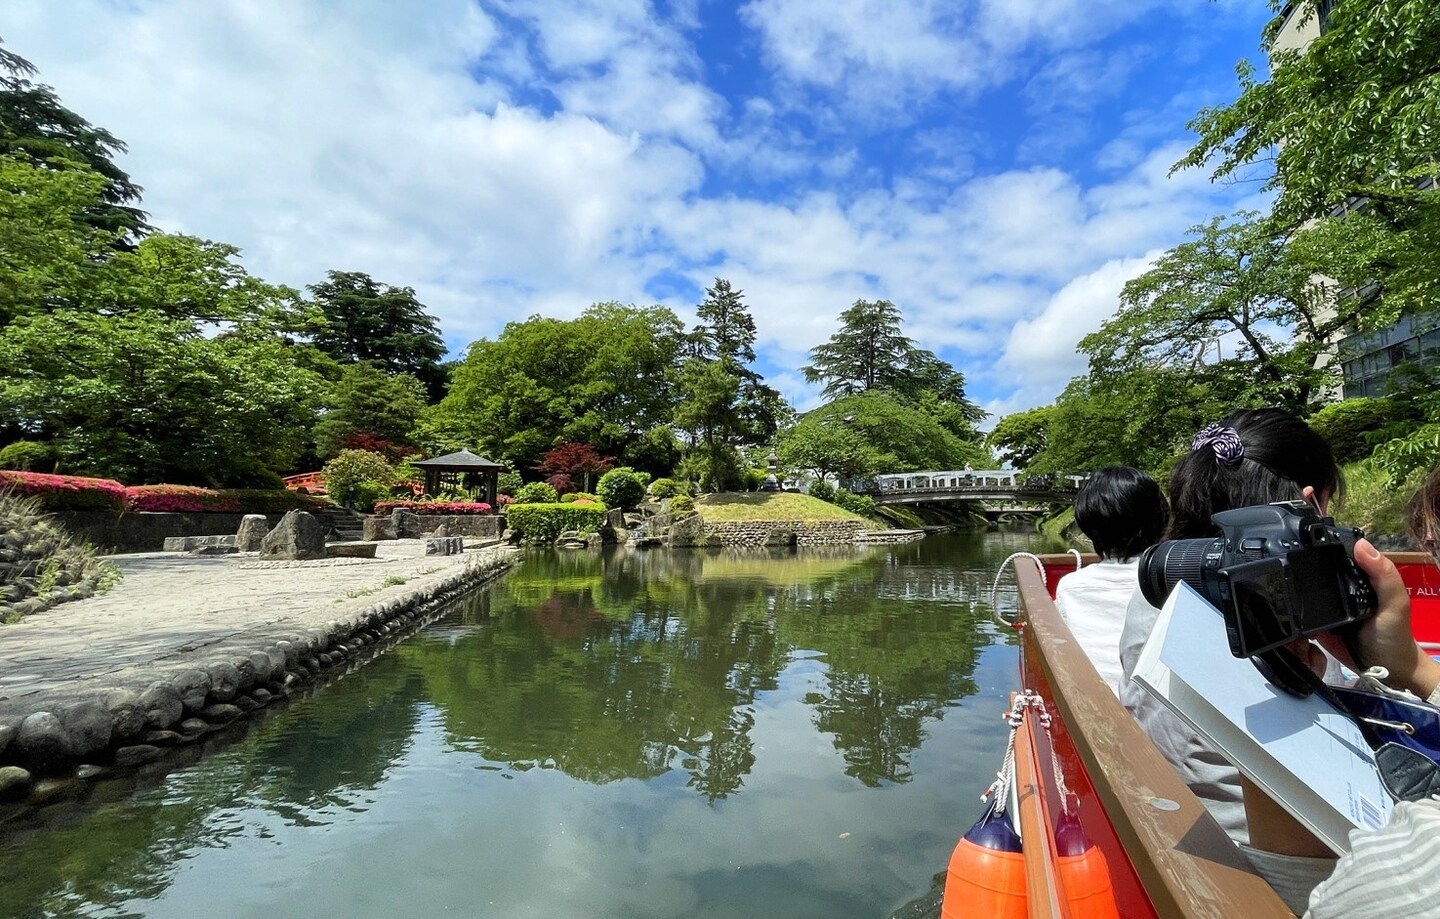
113,745,162,768
362,515,397,541
235,514,270,552
14,712,74,771
666,514,707,548
59,701,113,759
425,536,464,556
0,766,33,801
431,524,448,538
138,682,183,730
163,535,237,552
327,543,378,559
259,510,327,560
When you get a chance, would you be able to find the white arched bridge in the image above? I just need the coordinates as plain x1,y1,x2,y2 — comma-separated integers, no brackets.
848,470,1090,516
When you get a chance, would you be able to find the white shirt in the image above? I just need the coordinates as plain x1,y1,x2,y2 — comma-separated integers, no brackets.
1119,587,1249,845
1054,559,1137,696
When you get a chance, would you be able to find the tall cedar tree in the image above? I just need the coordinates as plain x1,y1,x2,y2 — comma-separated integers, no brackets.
0,37,149,245
803,299,984,428
676,279,788,490
307,270,447,399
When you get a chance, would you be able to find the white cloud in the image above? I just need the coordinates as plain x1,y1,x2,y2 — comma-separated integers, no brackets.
0,0,1258,416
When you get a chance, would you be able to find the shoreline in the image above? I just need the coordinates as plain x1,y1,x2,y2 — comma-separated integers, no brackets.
0,541,517,803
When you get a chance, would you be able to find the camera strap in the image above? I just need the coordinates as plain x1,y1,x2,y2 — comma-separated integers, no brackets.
1258,648,1440,803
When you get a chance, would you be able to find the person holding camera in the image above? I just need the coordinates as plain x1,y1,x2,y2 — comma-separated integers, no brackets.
1247,471,1440,917
1118,408,1345,846
1055,466,1168,695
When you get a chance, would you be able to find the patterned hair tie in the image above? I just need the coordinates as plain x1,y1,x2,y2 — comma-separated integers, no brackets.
1192,423,1245,467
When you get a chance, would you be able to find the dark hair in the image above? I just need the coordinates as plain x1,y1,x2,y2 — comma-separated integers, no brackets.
1074,466,1168,560
1168,408,1342,540
1405,464,1440,559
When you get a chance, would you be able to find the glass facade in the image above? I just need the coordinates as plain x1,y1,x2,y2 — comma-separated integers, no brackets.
1338,315,1440,398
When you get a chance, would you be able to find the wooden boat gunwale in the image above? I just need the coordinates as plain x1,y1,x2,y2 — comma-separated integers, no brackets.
1016,553,1294,918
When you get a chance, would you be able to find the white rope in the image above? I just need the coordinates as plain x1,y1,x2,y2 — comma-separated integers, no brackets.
988,551,1047,629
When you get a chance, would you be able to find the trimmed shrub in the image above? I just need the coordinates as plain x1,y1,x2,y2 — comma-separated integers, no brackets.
505,503,607,544
596,466,649,510
743,467,766,491
0,441,57,472
322,450,396,510
560,492,599,504
647,477,680,499
350,480,391,513
834,488,876,517
497,470,523,496
669,494,695,517
807,478,836,503
373,500,494,515
0,471,127,511
515,481,560,504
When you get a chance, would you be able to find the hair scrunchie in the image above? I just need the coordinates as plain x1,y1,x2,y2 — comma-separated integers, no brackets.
1191,423,1245,467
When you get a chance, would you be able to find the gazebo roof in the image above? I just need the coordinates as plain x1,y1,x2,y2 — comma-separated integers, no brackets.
411,450,507,471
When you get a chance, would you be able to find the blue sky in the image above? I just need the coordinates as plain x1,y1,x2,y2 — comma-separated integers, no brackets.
1,0,1274,422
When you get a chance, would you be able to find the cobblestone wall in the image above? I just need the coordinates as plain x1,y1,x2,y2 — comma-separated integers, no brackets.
390,512,504,539
670,519,864,547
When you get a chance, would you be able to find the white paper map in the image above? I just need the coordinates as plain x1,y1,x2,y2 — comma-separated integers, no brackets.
1133,582,1393,854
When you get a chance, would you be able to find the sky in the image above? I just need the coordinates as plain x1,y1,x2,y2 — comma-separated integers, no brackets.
0,0,1276,423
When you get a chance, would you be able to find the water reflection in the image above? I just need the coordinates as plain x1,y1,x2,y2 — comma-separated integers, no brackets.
0,530,1060,919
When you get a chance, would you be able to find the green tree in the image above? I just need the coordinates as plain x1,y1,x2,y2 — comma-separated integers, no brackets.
803,299,985,437
0,154,115,323
307,270,446,396
1080,212,1350,411
313,361,427,459
1179,0,1440,312
797,391,987,477
0,310,324,484
429,302,685,471
674,280,788,490
0,38,149,244
987,406,1054,470
775,412,880,481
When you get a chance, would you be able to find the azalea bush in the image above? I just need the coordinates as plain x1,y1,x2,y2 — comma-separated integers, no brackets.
125,486,320,514
373,500,494,515
0,471,127,511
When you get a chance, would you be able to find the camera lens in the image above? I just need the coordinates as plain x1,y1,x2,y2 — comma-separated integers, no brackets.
1138,537,1222,609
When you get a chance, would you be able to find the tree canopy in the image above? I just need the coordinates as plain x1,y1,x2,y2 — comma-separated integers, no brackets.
307,270,447,396
430,302,685,471
0,37,148,244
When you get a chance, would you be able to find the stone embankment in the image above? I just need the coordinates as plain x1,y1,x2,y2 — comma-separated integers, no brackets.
666,517,866,547
0,541,516,802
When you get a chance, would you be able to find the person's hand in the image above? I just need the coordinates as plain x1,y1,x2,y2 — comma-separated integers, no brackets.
1318,538,1440,698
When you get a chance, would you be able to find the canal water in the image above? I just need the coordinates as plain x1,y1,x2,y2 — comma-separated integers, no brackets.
0,529,1063,919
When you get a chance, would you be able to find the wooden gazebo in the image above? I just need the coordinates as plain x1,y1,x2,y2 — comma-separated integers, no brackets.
411,450,507,506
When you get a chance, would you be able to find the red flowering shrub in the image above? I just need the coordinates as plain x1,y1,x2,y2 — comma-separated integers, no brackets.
373,500,494,515
0,471,127,511
126,486,323,513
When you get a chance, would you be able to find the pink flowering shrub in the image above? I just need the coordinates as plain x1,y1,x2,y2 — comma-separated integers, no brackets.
374,500,494,515
0,471,127,511
126,486,323,513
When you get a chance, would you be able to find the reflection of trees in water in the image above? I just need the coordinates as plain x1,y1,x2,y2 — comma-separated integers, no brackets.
0,658,425,918
419,539,999,794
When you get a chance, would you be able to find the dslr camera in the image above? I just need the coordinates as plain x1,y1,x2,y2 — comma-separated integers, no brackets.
1138,500,1377,659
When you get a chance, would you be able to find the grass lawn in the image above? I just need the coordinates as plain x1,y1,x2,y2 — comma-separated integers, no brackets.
695,491,867,522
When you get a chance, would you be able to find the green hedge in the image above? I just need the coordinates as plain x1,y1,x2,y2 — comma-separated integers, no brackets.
506,503,607,544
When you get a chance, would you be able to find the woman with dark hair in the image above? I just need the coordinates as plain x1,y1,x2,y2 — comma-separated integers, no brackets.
1118,408,1344,849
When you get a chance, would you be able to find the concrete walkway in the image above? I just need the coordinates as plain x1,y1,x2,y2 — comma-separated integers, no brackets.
0,540,512,716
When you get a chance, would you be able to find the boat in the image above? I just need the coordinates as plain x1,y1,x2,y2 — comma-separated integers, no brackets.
944,550,1440,918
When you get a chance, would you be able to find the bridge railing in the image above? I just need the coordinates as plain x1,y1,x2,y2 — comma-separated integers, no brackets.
848,470,1090,497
